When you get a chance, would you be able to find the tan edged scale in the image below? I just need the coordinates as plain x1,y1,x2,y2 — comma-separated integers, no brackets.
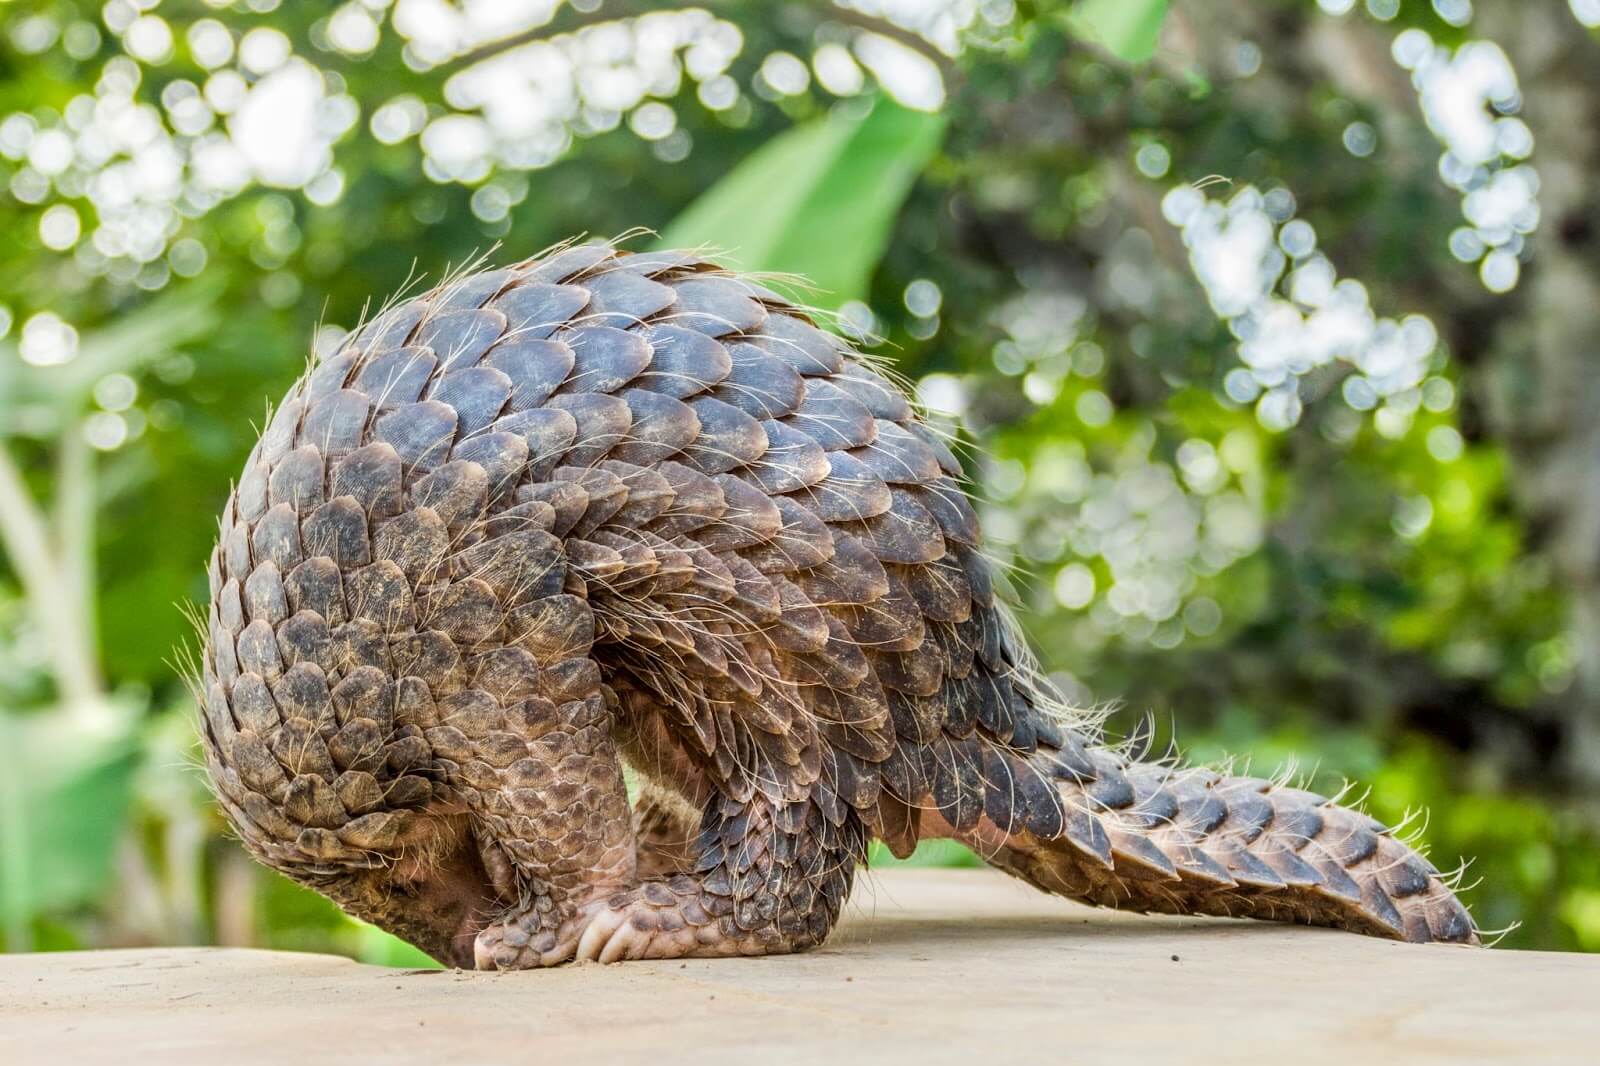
196,242,1477,968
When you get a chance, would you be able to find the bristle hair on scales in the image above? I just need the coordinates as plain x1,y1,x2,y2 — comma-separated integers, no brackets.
196,237,1479,962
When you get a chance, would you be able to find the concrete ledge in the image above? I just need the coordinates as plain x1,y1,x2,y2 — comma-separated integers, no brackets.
2,869,1595,1065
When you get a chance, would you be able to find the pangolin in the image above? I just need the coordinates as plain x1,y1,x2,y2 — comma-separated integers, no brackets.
197,242,1477,968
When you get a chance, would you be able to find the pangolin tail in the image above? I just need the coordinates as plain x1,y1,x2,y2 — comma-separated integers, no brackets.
953,732,1479,945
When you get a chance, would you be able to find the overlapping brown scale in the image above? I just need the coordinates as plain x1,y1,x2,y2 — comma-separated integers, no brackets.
714,342,806,419
578,269,677,328
490,283,590,341
415,308,507,370
630,324,733,399
667,275,769,337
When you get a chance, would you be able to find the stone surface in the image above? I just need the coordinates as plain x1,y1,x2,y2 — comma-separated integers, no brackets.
1,868,1594,1065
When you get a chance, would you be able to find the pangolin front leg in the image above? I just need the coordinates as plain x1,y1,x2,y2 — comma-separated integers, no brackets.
461,695,641,970
566,797,865,964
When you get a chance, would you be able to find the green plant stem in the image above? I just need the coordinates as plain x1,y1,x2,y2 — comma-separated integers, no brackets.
0,438,104,712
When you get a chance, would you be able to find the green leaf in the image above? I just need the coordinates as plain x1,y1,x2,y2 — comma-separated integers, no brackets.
0,710,139,949
0,276,225,431
1068,0,1171,63
657,97,945,310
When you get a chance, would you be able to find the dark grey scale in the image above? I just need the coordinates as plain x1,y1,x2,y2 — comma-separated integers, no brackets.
1115,767,1181,831
887,689,943,745
434,268,515,313
302,497,371,569
714,343,805,419
680,396,768,476
330,443,404,518
785,379,876,451
787,450,891,523
1083,761,1136,813
950,543,994,612
832,363,911,421
372,401,459,472
597,462,676,527
979,746,1028,835
250,504,303,571
228,673,278,735
411,462,490,529
609,390,700,467
667,276,769,337
346,561,417,630
277,612,333,672
488,407,577,481
1258,844,1325,889
935,669,981,737
1359,884,1407,935
791,532,888,607
299,389,370,458
373,510,449,582
746,420,829,496
853,421,942,485
236,619,284,680
1218,784,1275,843
545,393,632,468
449,432,527,503
578,269,677,328
235,463,270,526
1002,686,1037,750
1106,826,1180,881
846,489,946,565
481,339,574,417
742,496,834,574
749,314,845,377
822,745,880,811
518,243,615,284
898,555,972,624
551,467,628,538
284,557,346,625
631,325,732,399
907,423,964,478
349,302,424,354
971,670,1013,743
520,479,592,539
257,396,306,466
873,640,946,698
697,475,782,551
429,366,513,436
556,326,651,394
490,283,590,341
923,735,985,831
1059,800,1114,866
1269,802,1331,853
1377,853,1436,899
352,348,437,409
908,482,977,549
969,608,1007,671
268,446,325,513
649,461,726,537
765,578,830,652
243,562,289,625
414,309,508,371
838,569,923,651
599,249,702,277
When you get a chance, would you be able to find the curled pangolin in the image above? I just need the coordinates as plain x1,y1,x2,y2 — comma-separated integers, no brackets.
197,241,1477,968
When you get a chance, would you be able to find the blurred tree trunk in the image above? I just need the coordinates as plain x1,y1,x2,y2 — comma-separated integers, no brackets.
1473,2,1600,786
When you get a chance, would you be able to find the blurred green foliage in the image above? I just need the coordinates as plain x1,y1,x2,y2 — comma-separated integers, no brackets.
2,0,1599,963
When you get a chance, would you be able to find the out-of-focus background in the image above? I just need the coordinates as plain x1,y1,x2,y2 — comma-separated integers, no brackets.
1,0,1598,964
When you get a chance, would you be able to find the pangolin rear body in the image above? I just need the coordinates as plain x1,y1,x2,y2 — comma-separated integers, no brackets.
198,243,1476,967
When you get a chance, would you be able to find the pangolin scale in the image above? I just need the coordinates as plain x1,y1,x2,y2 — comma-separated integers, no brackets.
198,242,1477,968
